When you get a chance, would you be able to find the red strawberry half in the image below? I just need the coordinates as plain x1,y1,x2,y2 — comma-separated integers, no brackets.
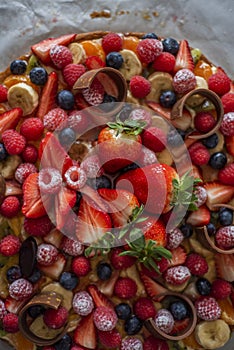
73,311,97,349
215,253,234,282
140,273,168,301
174,40,194,72
0,108,23,138
37,71,58,120
87,285,113,309
204,182,234,210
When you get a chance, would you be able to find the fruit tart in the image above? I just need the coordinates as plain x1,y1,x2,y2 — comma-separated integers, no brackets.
0,31,233,350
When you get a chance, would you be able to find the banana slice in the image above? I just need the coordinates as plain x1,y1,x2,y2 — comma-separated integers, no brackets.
41,282,73,311
186,76,208,108
29,315,63,339
68,42,86,64
146,72,173,103
119,49,142,81
195,320,231,349
7,82,38,116
157,148,173,166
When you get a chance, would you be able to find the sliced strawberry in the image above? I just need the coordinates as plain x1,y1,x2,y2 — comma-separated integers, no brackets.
31,33,76,64
169,246,187,267
215,253,234,282
87,285,113,309
22,173,50,218
96,72,118,98
38,253,66,280
75,93,91,109
204,182,234,211
54,186,76,230
97,270,120,297
80,185,108,213
5,296,28,314
140,273,168,301
76,196,112,245
226,136,234,157
171,318,190,335
85,56,106,70
186,205,211,227
0,108,23,138
174,40,194,72
82,78,105,106
37,71,58,120
73,311,97,349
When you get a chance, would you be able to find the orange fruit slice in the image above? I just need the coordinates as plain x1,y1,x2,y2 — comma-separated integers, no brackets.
3,75,40,93
81,41,105,61
122,36,140,53
194,60,213,81
218,298,234,325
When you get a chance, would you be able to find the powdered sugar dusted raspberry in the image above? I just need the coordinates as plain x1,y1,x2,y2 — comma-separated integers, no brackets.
15,163,37,184
166,227,184,249
195,297,221,320
37,243,58,266
121,337,143,350
39,167,62,194
220,112,234,136
9,278,33,300
68,110,89,133
50,45,73,69
64,165,87,190
43,108,68,132
164,266,191,285
173,68,196,94
81,155,104,178
137,39,163,64
72,291,94,316
0,299,7,320
82,78,105,106
154,309,174,334
93,306,118,331
215,226,234,249
61,236,84,256
194,186,207,207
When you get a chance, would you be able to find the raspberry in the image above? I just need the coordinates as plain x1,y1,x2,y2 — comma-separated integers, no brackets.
61,236,84,256
2,313,19,333
173,68,196,94
221,92,234,113
211,279,231,300
24,216,53,237
64,165,87,190
102,32,123,54
85,56,105,70
0,234,21,256
215,226,234,249
152,52,176,72
22,144,38,163
15,163,37,184
0,197,21,218
81,155,103,178
72,291,94,316
194,111,216,133
43,306,68,329
220,112,234,136
20,117,44,141
143,336,169,350
0,299,7,320
195,297,221,320
129,76,151,99
9,278,33,300
121,337,143,350
43,108,68,131
0,84,8,102
193,186,207,207
37,243,58,266
98,328,121,348
39,167,63,194
185,253,208,276
50,45,73,69
137,39,163,64
208,72,231,96
82,78,105,106
133,297,156,320
110,248,136,270
154,309,174,334
2,129,26,155
62,63,86,88
164,266,191,285
166,228,184,249
114,277,137,299
188,142,210,166
142,126,166,152
93,306,118,331
68,110,89,133
71,256,91,277
218,162,234,185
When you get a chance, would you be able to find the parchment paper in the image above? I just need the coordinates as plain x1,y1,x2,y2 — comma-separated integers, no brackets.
0,0,233,349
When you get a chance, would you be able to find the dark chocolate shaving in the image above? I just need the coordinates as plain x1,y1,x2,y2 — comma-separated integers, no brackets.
19,237,37,278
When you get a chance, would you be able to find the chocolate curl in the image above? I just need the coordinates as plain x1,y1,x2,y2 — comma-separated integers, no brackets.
0,174,6,205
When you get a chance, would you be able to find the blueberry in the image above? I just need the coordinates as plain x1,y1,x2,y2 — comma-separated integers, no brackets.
162,38,179,55
196,277,211,296
159,90,177,108
101,94,118,112
202,133,219,149
120,162,140,174
54,334,72,350
93,175,112,189
58,127,76,146
97,262,112,280
206,223,216,236
0,143,8,161
28,305,45,318
219,207,233,226
167,129,185,147
29,67,48,85
142,33,158,39
106,52,124,69
6,265,22,283
115,303,132,320
57,90,75,110
124,315,143,335
169,301,189,320
27,267,42,283
118,104,133,122
75,191,82,207
209,152,227,169
10,59,27,74
180,223,193,238
59,271,79,290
